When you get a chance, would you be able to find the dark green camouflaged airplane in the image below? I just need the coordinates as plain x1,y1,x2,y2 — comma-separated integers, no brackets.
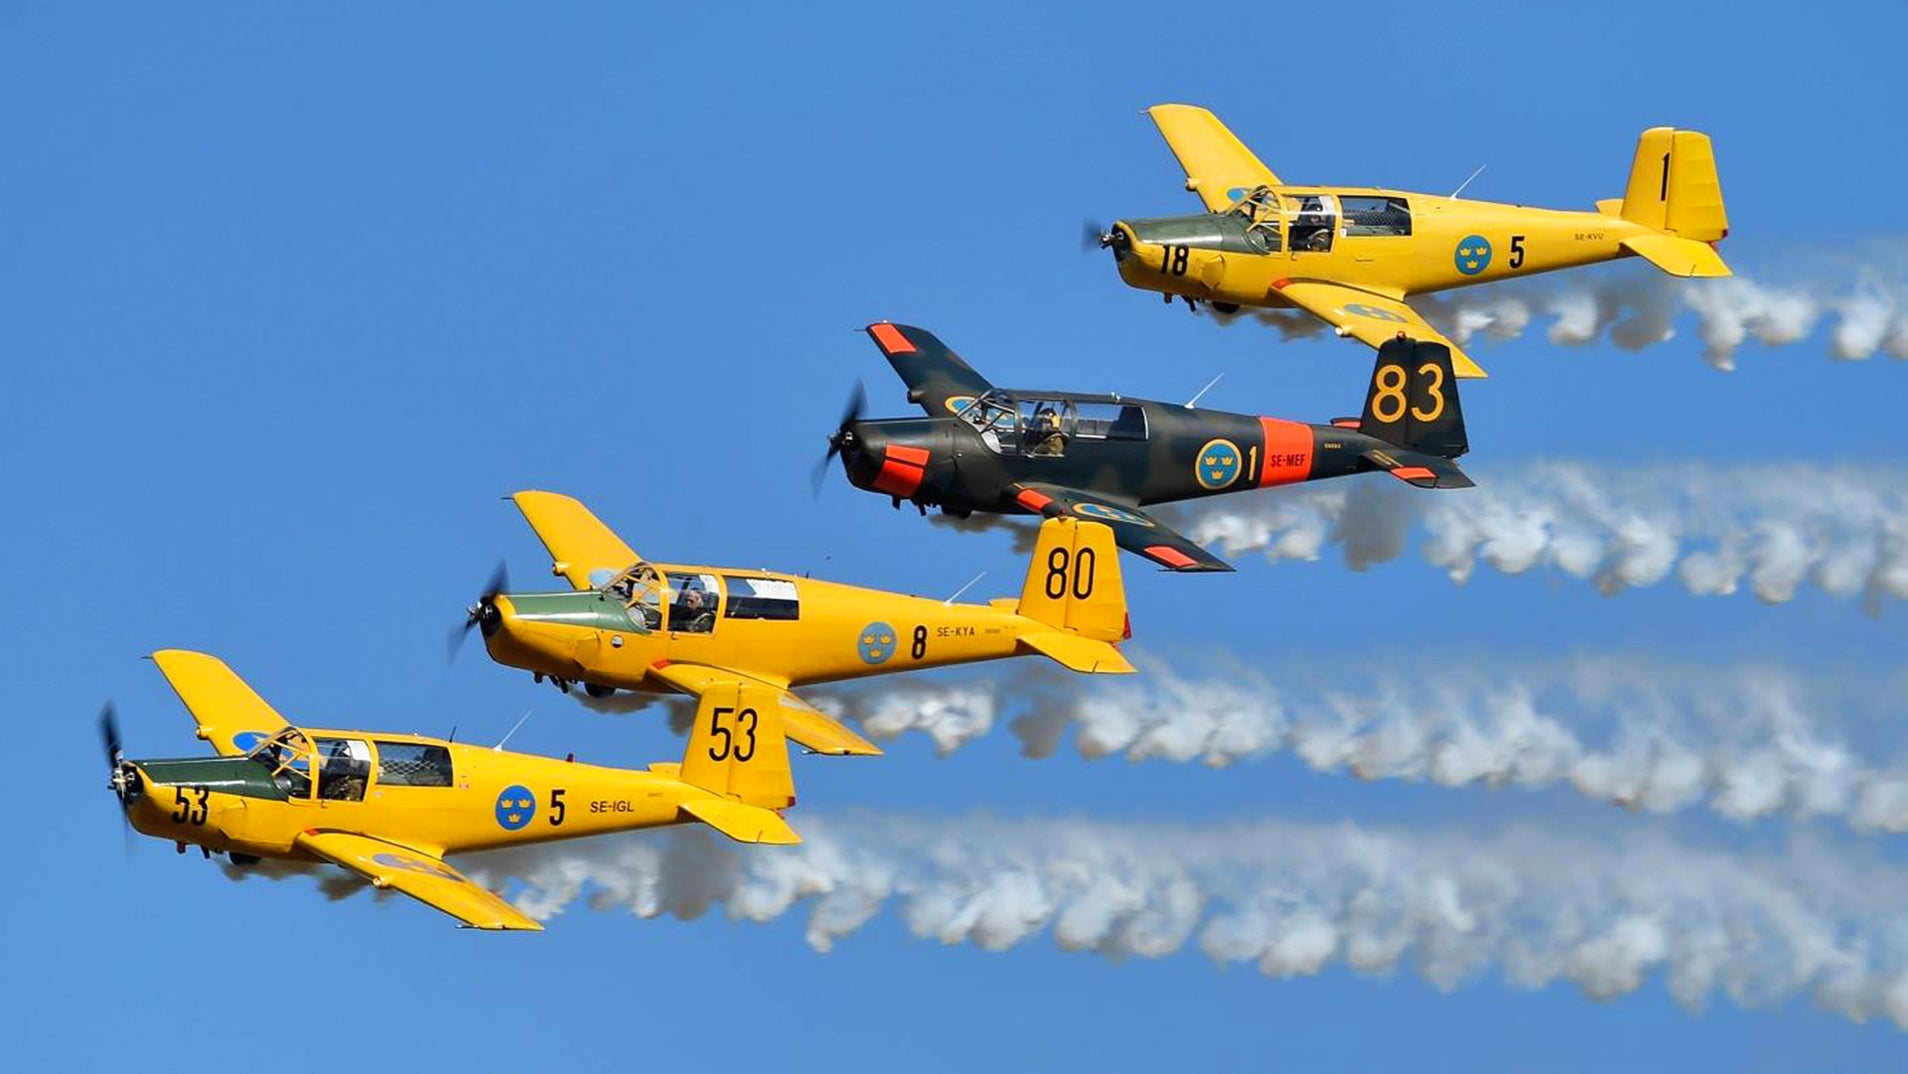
823,323,1473,572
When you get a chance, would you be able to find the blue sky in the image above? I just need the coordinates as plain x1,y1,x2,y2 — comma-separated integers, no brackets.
6,2,1908,1070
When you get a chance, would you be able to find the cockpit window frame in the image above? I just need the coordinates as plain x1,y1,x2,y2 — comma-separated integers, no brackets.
248,727,318,801
602,562,663,634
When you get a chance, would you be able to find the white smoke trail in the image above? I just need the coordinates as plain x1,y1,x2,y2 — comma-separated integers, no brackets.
1163,462,1908,609
447,813,1908,1028
1211,263,1908,371
805,654,1908,835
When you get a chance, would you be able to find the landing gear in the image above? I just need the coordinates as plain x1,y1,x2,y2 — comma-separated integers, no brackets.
583,682,615,699
229,852,260,866
1212,302,1240,314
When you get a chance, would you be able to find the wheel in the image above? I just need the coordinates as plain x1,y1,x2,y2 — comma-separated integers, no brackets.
228,853,261,866
583,682,615,699
1212,302,1240,314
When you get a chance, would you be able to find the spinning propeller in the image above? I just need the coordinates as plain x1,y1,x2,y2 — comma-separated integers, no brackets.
812,380,866,493
449,560,510,662
1081,217,1113,253
99,701,135,852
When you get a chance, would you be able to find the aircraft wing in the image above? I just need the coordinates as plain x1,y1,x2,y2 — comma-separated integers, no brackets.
1012,484,1233,573
510,490,641,590
1271,281,1489,379
1146,104,1281,212
150,650,291,757
647,662,884,757
864,323,995,416
294,831,543,931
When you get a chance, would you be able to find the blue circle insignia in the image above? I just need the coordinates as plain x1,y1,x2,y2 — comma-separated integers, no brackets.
231,730,269,753
857,622,898,665
1195,438,1244,490
494,785,537,831
1454,234,1492,276
1073,501,1155,527
944,395,977,415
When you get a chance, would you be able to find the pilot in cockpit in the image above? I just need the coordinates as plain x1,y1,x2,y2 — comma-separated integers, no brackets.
1029,404,1065,456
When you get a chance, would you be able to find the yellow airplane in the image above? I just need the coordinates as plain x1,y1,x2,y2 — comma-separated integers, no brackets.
1097,104,1732,378
463,491,1135,756
103,649,806,930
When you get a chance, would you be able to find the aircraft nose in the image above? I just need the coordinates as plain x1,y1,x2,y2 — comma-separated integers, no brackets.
110,760,145,808
839,424,888,488
478,593,506,638
1106,221,1135,261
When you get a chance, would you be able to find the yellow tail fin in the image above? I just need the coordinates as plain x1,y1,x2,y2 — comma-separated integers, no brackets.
679,681,794,809
1619,127,1729,244
1017,518,1128,643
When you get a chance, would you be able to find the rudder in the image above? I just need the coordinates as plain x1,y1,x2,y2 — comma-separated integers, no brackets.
1619,127,1728,243
1017,518,1127,643
1358,338,1468,459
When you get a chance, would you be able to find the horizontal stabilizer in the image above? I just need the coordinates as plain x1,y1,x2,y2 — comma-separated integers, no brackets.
1018,632,1135,674
680,799,801,845
1360,448,1474,489
1620,234,1731,278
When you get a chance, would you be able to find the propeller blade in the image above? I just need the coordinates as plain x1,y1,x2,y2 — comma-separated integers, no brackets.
837,380,866,432
813,381,867,495
481,560,510,604
99,701,136,855
99,702,122,772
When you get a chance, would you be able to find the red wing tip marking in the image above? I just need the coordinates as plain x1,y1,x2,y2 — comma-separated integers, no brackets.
1145,545,1198,569
868,322,917,355
1015,489,1054,513
1331,418,1360,428
1389,466,1436,482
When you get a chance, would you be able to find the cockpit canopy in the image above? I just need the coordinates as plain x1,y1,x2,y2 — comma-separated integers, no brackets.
596,562,801,635
957,390,1148,457
244,727,452,801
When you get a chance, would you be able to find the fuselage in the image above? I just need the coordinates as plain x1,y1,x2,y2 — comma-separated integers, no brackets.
838,395,1397,515
1111,186,1652,307
119,731,707,862
481,568,1058,694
